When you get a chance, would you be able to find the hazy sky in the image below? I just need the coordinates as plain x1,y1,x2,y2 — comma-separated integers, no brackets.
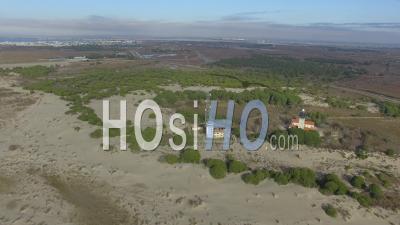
1,0,400,44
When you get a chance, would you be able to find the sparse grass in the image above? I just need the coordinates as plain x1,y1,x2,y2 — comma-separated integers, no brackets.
43,174,135,225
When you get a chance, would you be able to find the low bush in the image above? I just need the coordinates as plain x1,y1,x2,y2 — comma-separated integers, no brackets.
164,154,179,164
242,169,269,185
90,129,102,139
350,192,373,207
350,175,366,189
320,181,339,195
385,149,396,157
319,174,348,195
227,159,248,174
369,184,383,199
376,173,392,188
205,159,227,179
287,167,317,188
272,171,290,185
179,149,201,164
323,204,338,218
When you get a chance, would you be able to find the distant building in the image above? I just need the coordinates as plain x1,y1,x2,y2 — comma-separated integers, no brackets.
206,121,225,139
213,128,225,139
289,109,316,131
71,56,89,62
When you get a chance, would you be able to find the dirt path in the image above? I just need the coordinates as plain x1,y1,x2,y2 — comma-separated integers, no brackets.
331,85,400,104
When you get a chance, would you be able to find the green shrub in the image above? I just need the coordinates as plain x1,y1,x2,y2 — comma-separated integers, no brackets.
368,184,383,199
385,149,396,157
323,204,338,218
205,158,224,168
319,174,348,195
350,176,365,189
209,164,227,179
179,149,201,164
164,154,179,164
287,167,317,187
273,172,290,185
90,129,102,139
205,159,227,179
309,112,327,126
376,173,392,188
320,181,339,195
288,128,304,144
350,192,373,207
142,127,156,142
242,169,269,185
228,160,248,174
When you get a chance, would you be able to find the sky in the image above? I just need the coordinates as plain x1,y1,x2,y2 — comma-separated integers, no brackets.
1,0,400,44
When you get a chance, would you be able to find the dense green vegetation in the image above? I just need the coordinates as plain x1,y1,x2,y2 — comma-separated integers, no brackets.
378,101,400,117
271,129,321,148
242,169,270,185
286,167,317,187
209,89,301,106
227,159,248,174
205,159,228,179
154,90,207,107
349,192,373,207
179,149,201,164
319,174,349,195
215,55,365,82
308,112,327,126
14,65,55,78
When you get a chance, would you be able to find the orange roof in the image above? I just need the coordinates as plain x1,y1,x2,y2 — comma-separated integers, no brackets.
290,117,315,126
